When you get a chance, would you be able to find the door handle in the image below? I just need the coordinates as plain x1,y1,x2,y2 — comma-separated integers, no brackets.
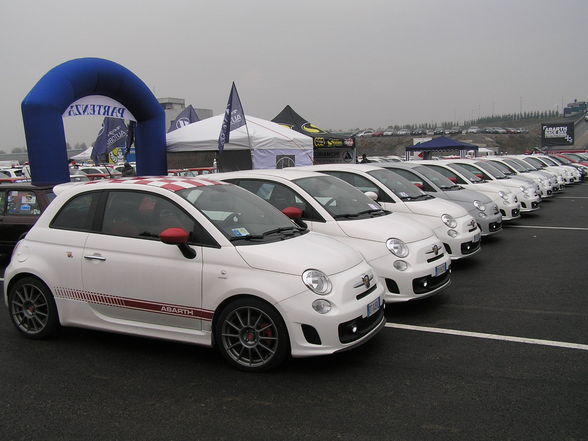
84,254,106,261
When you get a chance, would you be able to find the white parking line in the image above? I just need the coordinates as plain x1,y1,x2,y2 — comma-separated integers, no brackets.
385,322,588,351
504,225,588,231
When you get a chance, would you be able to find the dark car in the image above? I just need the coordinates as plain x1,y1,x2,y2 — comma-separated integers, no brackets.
0,183,56,255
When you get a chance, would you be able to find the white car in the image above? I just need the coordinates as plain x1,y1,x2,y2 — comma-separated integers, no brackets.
517,155,579,185
378,161,503,236
299,164,481,260
486,157,558,198
443,159,541,213
417,160,522,221
4,177,386,372
215,169,452,303
531,154,583,182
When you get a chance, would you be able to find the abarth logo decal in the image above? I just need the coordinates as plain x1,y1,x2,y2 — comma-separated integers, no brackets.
354,273,374,289
426,244,441,256
54,287,214,320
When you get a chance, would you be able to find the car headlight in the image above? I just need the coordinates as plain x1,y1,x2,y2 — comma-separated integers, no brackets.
441,214,457,228
386,238,409,257
498,191,508,200
302,269,332,295
473,200,486,211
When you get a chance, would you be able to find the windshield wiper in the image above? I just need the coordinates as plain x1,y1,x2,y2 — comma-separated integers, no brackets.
401,194,430,201
262,226,301,236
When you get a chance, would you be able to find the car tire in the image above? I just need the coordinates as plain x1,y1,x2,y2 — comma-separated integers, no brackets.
8,277,60,339
214,297,290,372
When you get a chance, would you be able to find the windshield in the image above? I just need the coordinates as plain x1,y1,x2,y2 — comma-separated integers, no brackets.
367,168,432,201
294,175,385,219
523,157,546,169
447,163,484,183
487,160,515,175
413,165,460,189
501,158,527,172
178,184,305,243
538,156,558,166
474,161,507,178
505,158,536,171
563,153,583,161
550,155,570,164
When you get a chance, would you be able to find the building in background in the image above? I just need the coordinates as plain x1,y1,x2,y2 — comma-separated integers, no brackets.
157,97,213,130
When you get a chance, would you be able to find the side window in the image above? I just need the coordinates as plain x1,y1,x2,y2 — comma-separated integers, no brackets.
0,191,5,215
426,166,467,184
322,171,394,203
7,190,43,216
51,192,100,231
391,169,435,192
101,191,217,246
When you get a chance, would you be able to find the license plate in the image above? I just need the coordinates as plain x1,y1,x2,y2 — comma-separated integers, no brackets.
473,233,481,242
435,262,447,276
366,297,381,317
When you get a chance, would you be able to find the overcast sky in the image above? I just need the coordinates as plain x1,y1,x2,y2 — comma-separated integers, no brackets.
1,0,587,150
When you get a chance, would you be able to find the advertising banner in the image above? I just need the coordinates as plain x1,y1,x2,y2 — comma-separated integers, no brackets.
541,123,574,147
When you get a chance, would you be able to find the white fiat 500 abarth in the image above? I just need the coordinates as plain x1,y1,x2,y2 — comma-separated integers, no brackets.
215,169,452,304
4,177,386,372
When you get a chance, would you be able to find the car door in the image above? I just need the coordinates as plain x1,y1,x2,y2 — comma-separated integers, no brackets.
82,190,206,331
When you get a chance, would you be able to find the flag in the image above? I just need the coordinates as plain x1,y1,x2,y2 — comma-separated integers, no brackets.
91,117,128,164
168,105,200,132
218,82,246,152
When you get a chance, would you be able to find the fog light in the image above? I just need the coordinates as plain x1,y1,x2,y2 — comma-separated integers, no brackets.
312,299,332,314
393,260,408,271
351,325,358,333
423,281,428,287
448,229,458,238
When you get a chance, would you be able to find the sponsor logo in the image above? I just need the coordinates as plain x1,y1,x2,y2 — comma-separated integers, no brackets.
314,137,326,147
65,104,127,119
354,273,373,289
175,117,191,129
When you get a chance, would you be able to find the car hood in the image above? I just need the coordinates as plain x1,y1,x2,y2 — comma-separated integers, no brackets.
443,188,492,204
235,232,363,276
336,212,434,243
403,197,468,217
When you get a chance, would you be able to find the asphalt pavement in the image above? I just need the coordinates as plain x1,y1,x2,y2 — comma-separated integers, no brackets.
1,183,587,441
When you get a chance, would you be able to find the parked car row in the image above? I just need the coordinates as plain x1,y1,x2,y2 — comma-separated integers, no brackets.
2,155,584,372
354,126,528,138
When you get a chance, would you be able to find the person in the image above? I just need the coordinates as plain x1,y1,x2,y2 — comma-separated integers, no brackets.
359,154,370,163
121,162,136,177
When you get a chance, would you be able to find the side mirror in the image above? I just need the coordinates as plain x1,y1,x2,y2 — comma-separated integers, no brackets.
448,177,458,183
414,182,424,189
282,206,303,219
475,173,485,179
364,191,378,201
160,227,196,259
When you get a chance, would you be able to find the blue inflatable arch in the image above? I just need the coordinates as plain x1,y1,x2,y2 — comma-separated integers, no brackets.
22,58,166,185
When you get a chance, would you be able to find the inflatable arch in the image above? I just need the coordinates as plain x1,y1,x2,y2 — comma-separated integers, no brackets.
22,58,166,185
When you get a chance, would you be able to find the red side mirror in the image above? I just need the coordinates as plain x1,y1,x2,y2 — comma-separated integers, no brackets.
475,174,484,179
282,206,303,219
414,182,424,189
449,177,458,183
160,227,189,245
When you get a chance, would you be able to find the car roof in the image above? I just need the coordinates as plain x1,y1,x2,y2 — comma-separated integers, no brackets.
0,182,54,190
299,164,384,173
52,176,226,195
215,168,322,181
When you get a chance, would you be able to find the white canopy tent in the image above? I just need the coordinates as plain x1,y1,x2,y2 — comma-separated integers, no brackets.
166,113,313,169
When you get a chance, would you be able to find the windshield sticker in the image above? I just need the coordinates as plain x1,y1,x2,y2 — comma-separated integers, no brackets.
399,192,409,198
231,227,250,237
368,204,380,210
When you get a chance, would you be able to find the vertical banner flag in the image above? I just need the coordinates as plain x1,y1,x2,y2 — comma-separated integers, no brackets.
218,82,246,152
91,117,128,164
168,105,200,132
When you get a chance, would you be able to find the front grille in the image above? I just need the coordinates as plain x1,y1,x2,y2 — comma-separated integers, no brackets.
468,225,477,232
338,307,385,344
461,238,481,255
412,269,451,294
500,209,506,216
443,243,452,254
547,190,552,196
426,253,445,263
489,221,502,232
356,284,377,300
521,202,527,209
